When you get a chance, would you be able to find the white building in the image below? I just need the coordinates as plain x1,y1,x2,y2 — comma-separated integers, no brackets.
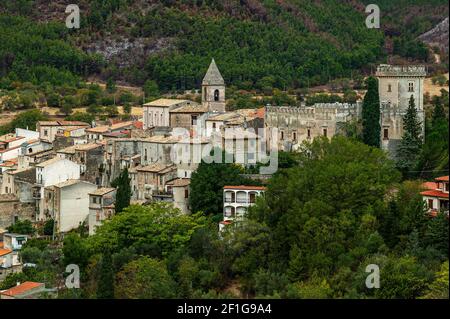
34,157,80,221
43,180,97,233
421,176,449,216
220,185,266,231
0,233,28,281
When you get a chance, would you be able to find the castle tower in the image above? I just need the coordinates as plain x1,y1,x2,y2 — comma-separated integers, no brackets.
376,64,426,154
202,59,225,113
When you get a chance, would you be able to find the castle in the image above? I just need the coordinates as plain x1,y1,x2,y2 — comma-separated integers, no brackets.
266,64,427,155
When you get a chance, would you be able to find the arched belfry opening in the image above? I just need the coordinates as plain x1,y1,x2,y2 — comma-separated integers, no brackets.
214,89,220,101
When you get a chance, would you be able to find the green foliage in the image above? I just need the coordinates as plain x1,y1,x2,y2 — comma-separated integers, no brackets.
143,80,160,100
0,109,48,134
421,261,449,299
87,203,207,257
66,112,94,124
62,233,90,270
115,256,176,299
7,219,35,235
97,251,115,299
111,168,131,213
397,96,423,176
362,76,380,147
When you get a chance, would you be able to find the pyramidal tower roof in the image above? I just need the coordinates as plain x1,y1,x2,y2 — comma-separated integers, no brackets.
202,59,224,85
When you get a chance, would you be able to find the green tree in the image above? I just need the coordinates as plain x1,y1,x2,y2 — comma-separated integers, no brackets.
189,152,254,215
106,78,117,93
7,220,35,235
111,168,131,213
87,203,207,257
115,257,176,298
143,80,160,100
97,251,115,299
62,233,89,270
361,76,380,147
421,261,449,299
397,95,423,176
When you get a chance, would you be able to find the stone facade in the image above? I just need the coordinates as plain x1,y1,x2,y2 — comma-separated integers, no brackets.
376,64,426,155
265,102,361,151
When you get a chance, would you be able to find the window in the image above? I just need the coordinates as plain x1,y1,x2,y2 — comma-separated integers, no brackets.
323,128,328,137
144,149,147,161
28,148,33,153
428,199,434,209
44,130,48,137
307,128,311,138
388,84,392,92
184,189,189,198
408,82,414,92
445,183,449,192
281,131,284,140
191,115,198,126
383,128,389,140
5,187,8,193
93,197,97,204
293,132,297,141
214,89,220,101
212,122,216,129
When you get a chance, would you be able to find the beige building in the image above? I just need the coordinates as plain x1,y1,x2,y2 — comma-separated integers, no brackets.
37,121,90,143
143,99,196,129
202,59,226,113
376,64,426,153
88,187,116,235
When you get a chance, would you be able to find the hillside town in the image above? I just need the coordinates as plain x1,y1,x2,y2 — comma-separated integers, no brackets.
0,59,448,299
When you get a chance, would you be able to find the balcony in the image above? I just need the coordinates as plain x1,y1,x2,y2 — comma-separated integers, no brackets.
32,191,41,199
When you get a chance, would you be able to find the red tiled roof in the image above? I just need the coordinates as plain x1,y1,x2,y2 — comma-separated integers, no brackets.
435,176,449,182
0,282,44,297
133,121,143,129
422,182,438,190
0,248,12,257
220,220,233,225
420,189,449,199
255,107,265,119
223,185,267,191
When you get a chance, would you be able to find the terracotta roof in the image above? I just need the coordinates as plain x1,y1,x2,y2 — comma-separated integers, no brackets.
0,248,12,257
223,185,267,191
0,145,21,153
89,188,115,196
435,176,449,182
0,282,44,297
420,189,449,199
170,104,207,113
167,178,191,187
0,242,3,248
133,121,143,129
220,220,233,225
137,163,175,173
38,121,89,127
422,182,438,190
144,99,190,107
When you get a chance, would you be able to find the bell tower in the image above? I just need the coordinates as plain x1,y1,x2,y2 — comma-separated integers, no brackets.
202,59,225,112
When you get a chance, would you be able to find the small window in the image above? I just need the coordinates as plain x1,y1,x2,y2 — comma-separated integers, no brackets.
44,130,48,136
408,82,414,92
307,128,311,138
214,89,220,101
293,132,297,141
428,199,434,209
93,197,97,204
191,115,198,126
281,131,284,140
184,189,189,198
383,128,389,140
212,122,216,129
387,84,392,92
323,128,327,137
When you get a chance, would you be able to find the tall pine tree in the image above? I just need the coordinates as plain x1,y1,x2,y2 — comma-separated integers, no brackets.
97,251,115,299
112,168,131,213
362,76,380,147
397,95,423,176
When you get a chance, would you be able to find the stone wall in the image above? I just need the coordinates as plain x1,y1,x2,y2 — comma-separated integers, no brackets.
0,194,36,231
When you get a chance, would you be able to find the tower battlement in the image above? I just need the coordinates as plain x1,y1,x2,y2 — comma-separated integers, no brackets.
376,64,426,77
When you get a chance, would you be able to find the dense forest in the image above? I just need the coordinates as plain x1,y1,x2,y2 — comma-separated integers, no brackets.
0,0,448,93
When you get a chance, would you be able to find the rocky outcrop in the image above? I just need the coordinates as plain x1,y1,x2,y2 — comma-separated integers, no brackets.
418,18,449,53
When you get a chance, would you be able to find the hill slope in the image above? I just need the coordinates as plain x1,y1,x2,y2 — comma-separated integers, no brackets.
0,0,448,92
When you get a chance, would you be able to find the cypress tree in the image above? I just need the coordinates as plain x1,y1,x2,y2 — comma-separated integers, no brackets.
112,168,131,213
97,251,115,299
362,76,380,147
397,95,423,176
432,99,446,127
